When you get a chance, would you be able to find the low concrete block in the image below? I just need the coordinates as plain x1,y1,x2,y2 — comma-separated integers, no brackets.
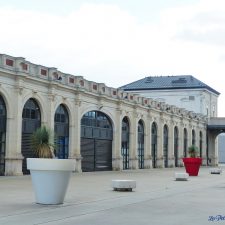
112,180,136,191
175,172,189,181
209,168,222,174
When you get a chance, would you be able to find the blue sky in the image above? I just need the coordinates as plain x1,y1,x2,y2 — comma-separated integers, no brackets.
0,0,225,115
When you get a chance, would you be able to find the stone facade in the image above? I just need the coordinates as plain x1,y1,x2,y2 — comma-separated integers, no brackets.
0,54,208,176
128,89,218,117
120,76,219,118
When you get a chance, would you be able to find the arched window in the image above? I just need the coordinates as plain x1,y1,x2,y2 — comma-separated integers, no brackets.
151,122,157,168
174,126,179,167
121,117,130,170
199,131,203,157
163,125,169,168
81,111,112,139
0,95,6,175
138,120,144,169
183,128,188,157
22,98,41,174
54,104,69,159
192,129,196,146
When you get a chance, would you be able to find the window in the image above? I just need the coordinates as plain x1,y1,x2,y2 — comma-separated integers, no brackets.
6,59,14,67
41,69,47,76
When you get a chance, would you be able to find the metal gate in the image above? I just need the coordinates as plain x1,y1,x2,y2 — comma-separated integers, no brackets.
121,117,129,170
163,125,168,168
138,120,144,169
81,138,112,172
183,128,188,157
22,98,41,174
192,129,196,146
81,111,113,172
199,131,203,157
54,104,69,159
174,126,179,167
0,96,6,176
151,122,157,168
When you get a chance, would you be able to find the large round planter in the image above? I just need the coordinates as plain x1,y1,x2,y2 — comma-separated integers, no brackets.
182,158,202,176
27,158,76,205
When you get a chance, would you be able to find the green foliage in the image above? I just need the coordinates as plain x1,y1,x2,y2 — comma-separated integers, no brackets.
31,126,55,158
188,145,199,158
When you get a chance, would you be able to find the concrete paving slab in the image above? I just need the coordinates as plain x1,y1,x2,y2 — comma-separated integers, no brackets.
0,167,225,225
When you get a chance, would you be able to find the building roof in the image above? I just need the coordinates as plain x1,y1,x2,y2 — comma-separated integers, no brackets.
120,75,220,95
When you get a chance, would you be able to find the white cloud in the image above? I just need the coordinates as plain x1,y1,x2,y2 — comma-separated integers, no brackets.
0,1,225,115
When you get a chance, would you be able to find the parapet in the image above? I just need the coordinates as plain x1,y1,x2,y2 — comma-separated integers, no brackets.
0,53,206,122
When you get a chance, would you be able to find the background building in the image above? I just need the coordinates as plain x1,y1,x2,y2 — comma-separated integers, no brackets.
120,75,220,117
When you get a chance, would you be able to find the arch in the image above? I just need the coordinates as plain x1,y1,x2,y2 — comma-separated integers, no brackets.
80,110,113,172
138,119,144,169
21,98,41,174
199,131,203,157
0,89,12,119
192,129,196,146
174,126,179,167
80,106,115,130
183,128,188,157
53,99,74,126
54,104,69,159
121,116,130,170
21,93,47,124
163,124,169,168
151,122,158,168
0,95,6,175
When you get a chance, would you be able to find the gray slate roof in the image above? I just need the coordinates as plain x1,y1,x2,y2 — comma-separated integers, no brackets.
120,75,220,95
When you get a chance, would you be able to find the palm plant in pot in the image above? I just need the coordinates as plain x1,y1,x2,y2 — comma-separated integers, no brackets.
27,126,76,205
182,145,202,176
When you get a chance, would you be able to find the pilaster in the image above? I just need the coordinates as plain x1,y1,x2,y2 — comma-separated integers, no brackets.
112,106,123,171
5,87,23,175
129,109,139,169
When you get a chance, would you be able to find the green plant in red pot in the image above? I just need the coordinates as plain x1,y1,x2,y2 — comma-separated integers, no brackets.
182,145,202,176
188,145,199,158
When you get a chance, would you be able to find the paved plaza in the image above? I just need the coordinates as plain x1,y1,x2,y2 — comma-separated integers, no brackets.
1,166,225,225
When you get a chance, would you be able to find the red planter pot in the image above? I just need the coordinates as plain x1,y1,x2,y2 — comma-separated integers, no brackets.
182,158,202,176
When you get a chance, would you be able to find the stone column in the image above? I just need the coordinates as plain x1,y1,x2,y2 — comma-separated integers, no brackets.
178,121,184,167
188,122,193,147
157,117,164,168
168,119,174,167
129,110,138,169
207,131,218,166
69,96,82,172
144,115,151,169
202,128,207,165
5,87,23,176
112,108,123,171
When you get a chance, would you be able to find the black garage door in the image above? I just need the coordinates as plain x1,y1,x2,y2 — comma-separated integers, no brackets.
81,138,112,172
81,111,113,172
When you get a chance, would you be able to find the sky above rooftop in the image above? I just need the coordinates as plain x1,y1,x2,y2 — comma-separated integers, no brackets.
0,0,225,115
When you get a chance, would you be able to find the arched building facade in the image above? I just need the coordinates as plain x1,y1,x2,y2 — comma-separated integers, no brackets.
0,54,208,175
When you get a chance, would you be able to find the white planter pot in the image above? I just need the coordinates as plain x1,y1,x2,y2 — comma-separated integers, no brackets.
27,158,76,205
